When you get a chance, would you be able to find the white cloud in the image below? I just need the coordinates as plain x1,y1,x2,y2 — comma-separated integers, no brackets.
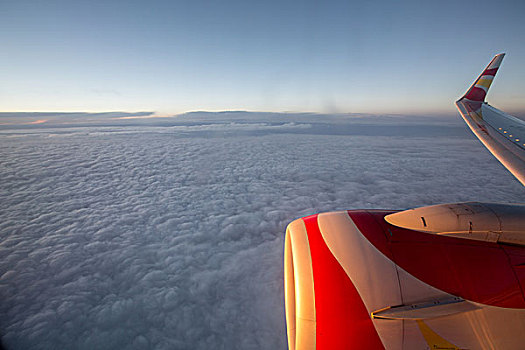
0,112,155,127
0,113,523,349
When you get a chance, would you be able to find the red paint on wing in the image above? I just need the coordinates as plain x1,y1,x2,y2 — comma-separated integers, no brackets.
302,215,384,350
482,68,499,76
349,210,525,309
464,87,487,101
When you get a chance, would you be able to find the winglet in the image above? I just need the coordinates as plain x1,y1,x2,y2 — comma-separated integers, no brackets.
459,53,505,103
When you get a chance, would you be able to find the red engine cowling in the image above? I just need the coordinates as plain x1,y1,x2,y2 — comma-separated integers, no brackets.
284,205,525,350
284,212,385,350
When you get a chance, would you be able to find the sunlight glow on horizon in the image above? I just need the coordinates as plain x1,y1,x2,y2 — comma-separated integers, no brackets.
1,0,524,115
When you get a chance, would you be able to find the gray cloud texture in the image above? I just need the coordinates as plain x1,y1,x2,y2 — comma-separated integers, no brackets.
0,113,524,349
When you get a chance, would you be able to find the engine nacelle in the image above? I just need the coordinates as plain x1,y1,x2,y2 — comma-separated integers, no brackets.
284,206,525,349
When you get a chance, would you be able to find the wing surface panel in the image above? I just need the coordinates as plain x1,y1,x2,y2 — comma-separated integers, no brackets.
457,101,525,185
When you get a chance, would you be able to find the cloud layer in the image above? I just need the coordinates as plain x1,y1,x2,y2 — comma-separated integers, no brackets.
0,113,524,349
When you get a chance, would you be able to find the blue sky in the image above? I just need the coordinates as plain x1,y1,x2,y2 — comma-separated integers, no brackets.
1,0,525,115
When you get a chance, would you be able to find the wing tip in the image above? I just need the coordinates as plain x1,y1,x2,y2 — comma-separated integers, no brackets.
459,53,506,103
490,52,505,68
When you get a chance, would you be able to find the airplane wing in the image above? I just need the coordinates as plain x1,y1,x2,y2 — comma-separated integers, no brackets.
284,55,525,350
456,53,525,186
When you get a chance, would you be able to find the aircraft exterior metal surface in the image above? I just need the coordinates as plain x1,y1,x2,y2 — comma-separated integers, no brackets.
456,53,525,186
284,55,525,349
